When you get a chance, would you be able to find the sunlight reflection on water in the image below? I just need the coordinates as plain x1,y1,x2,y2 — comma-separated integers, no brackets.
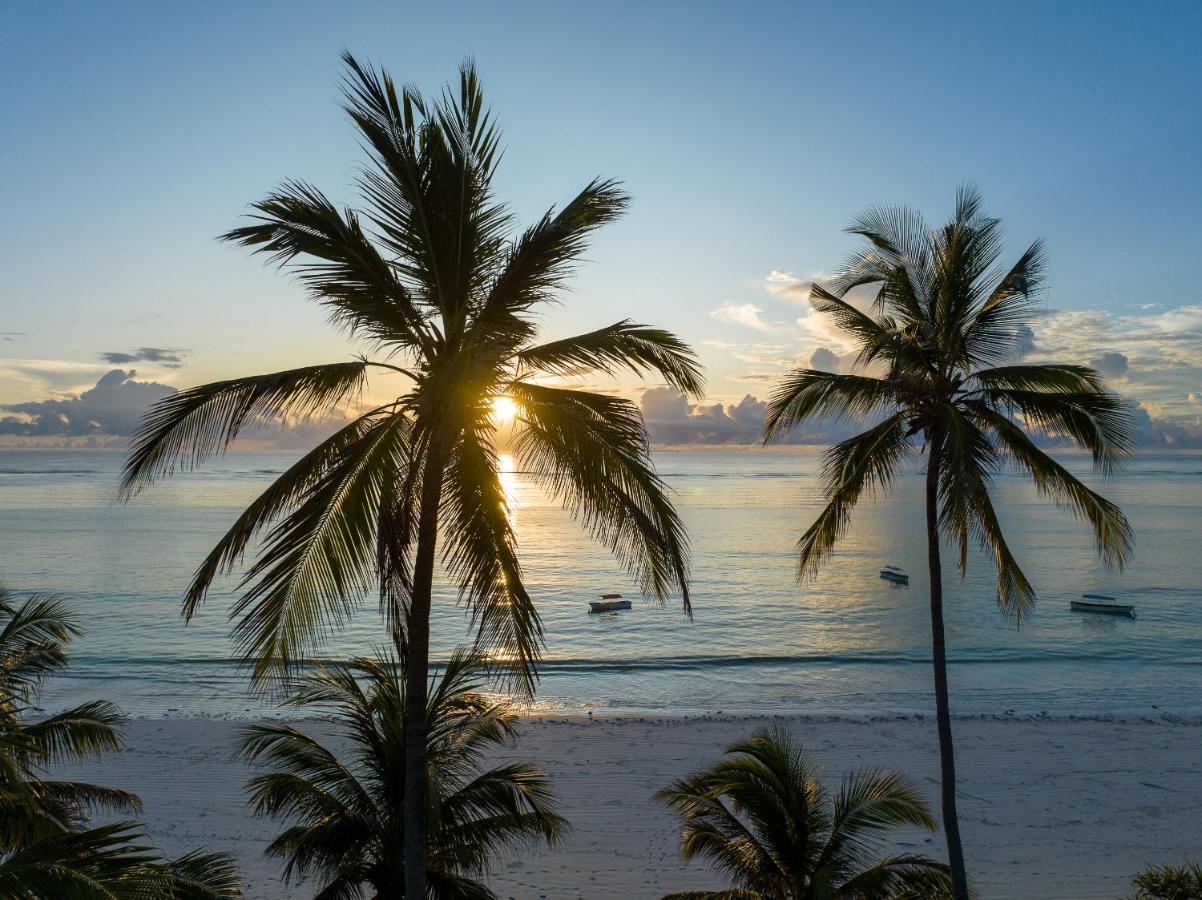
3,448,1200,718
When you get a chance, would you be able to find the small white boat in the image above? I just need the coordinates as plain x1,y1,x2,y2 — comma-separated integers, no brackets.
589,593,632,614
1071,594,1136,619
880,566,910,585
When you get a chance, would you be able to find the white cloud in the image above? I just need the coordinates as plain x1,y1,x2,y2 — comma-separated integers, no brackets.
1030,304,1202,419
710,303,778,333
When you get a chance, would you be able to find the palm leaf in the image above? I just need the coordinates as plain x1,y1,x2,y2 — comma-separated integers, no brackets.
121,362,370,497
516,319,703,396
511,382,691,611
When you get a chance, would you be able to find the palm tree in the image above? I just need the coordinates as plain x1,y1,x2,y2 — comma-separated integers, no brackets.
0,583,242,898
0,582,141,845
656,727,952,899
120,53,700,895
237,649,564,898
762,186,1133,897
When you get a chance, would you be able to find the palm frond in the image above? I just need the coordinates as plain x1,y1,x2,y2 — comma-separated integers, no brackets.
0,592,78,700
228,413,412,679
21,700,127,765
163,849,243,898
762,370,898,443
482,178,628,312
181,411,385,621
511,382,691,611
795,413,912,580
0,822,164,899
516,319,703,396
220,180,429,351
968,364,1106,395
979,387,1133,475
343,53,508,326
440,420,542,693
121,362,369,497
971,404,1133,569
960,239,1046,366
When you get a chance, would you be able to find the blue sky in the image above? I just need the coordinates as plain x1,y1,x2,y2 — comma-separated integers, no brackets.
3,1,1201,443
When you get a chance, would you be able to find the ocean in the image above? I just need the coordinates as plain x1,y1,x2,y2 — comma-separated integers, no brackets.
2,448,1200,719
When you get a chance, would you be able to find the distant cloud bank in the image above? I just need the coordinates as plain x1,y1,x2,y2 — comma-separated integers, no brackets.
0,370,174,439
1,369,1200,451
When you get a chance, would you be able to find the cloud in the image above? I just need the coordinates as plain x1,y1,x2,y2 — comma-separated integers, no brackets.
0,369,358,449
710,303,779,333
99,347,188,368
763,269,813,300
1029,304,1202,420
1015,325,1036,356
809,348,841,372
0,369,175,438
640,387,872,446
1088,351,1129,380
1129,403,1202,449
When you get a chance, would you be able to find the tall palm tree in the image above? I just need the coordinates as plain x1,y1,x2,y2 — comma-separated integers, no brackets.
120,53,701,894
237,649,565,898
0,583,242,898
762,186,1133,898
656,727,953,899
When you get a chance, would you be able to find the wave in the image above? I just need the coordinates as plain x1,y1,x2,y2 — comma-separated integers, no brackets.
67,648,1202,674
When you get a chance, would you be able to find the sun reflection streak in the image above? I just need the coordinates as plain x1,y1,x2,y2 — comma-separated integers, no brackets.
498,452,520,527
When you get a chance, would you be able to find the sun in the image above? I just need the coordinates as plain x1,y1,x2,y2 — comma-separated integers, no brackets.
490,395,518,425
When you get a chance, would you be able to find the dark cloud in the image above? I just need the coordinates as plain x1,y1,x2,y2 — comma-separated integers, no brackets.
0,369,175,437
1089,351,1129,380
0,369,357,449
809,348,841,371
98,347,188,368
1128,404,1202,449
1015,326,1036,357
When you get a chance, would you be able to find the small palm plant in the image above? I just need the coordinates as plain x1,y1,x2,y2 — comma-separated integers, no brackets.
763,187,1133,897
0,581,242,898
1130,861,1202,900
121,52,700,895
237,650,565,898
656,727,952,899
0,582,141,845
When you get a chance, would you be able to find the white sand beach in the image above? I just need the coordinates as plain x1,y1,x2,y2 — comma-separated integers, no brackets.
57,714,1202,899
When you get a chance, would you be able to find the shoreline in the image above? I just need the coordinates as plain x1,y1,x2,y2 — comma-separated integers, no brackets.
57,713,1202,899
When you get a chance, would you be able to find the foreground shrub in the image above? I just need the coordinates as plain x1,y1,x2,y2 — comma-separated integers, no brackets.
1132,862,1202,899
657,726,953,899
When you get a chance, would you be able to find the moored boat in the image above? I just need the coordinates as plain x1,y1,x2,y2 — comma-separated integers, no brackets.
1070,594,1136,619
589,593,632,613
880,566,909,585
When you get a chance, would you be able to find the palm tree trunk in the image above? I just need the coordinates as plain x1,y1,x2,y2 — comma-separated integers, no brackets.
925,439,969,899
402,440,445,900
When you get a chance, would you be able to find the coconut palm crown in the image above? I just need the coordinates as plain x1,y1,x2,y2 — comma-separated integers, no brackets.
762,186,1133,898
119,54,701,895
656,727,953,899
237,650,565,899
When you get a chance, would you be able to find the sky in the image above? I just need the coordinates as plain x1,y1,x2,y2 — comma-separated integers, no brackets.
3,1,1201,446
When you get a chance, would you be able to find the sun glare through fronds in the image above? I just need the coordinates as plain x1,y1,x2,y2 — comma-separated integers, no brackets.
490,395,518,425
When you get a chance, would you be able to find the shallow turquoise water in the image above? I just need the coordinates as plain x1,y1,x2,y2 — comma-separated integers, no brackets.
2,448,1199,718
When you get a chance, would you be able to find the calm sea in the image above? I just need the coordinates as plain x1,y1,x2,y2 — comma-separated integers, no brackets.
2,448,1199,719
